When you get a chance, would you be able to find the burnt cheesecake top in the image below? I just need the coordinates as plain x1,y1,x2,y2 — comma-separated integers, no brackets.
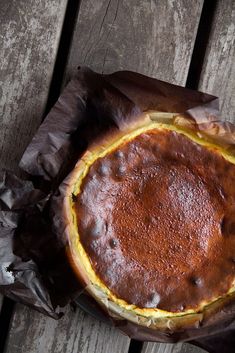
72,128,235,313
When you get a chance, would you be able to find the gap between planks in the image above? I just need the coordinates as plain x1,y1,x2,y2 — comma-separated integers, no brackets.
198,0,235,123
186,0,218,90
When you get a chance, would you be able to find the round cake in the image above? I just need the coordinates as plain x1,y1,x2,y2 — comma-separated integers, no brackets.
63,114,235,329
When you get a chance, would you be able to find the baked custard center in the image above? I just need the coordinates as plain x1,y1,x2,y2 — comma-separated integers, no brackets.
112,163,220,277
74,129,235,312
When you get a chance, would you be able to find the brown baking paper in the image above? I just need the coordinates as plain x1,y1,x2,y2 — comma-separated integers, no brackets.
1,67,235,351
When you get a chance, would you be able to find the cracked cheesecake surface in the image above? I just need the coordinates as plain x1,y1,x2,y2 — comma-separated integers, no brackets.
72,128,235,312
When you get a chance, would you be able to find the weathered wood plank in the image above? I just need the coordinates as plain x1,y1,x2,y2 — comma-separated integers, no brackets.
4,304,130,353
198,0,235,123
0,0,68,326
0,0,68,174
66,0,204,84
0,0,67,335
142,342,207,353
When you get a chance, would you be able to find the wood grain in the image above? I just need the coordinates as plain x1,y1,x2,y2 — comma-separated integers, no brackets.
142,342,207,353
66,0,203,84
198,0,235,122
0,0,67,329
0,0,67,332
4,304,130,353
0,0,68,174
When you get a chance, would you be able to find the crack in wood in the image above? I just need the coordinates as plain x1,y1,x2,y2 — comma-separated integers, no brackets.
44,0,82,116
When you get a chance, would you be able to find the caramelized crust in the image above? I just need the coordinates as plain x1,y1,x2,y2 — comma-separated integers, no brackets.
74,129,235,312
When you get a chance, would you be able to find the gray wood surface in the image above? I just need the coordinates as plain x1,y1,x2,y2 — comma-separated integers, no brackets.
66,0,203,84
142,342,206,353
198,0,235,122
0,0,68,323
0,0,68,174
5,0,235,353
4,304,130,353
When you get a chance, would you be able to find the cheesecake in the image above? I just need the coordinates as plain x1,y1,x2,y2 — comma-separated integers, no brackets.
62,112,235,330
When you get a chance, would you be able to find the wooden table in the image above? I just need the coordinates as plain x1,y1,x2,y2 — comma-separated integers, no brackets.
0,1,234,352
